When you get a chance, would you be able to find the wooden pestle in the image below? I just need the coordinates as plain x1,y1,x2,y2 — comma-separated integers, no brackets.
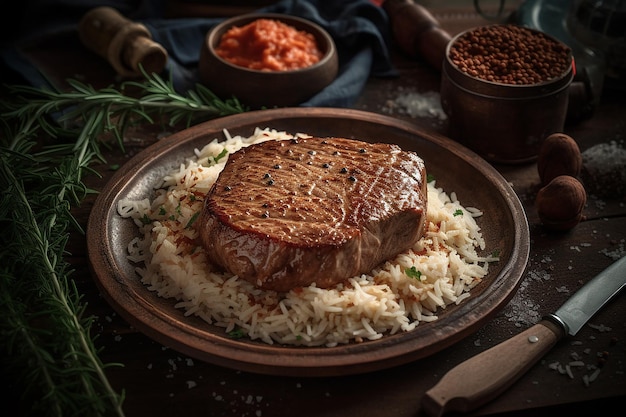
382,0,451,71
78,6,167,77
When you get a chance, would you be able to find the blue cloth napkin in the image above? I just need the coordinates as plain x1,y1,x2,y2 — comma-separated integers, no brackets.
1,0,397,108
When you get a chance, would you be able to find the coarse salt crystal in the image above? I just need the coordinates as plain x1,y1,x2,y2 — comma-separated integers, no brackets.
589,323,612,332
382,89,447,120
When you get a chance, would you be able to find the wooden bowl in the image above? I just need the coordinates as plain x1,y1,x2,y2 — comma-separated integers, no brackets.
198,13,339,108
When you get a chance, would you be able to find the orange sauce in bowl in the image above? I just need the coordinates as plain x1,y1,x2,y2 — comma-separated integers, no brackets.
215,18,324,71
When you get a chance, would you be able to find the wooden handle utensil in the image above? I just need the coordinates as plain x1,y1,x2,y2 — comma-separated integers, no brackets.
78,6,167,77
422,320,564,417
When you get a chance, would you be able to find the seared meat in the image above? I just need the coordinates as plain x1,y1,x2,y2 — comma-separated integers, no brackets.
199,137,427,292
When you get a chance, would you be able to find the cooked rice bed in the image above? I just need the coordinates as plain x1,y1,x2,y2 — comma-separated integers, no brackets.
118,128,498,347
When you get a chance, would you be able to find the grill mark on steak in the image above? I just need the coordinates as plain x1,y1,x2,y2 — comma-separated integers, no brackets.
199,137,427,292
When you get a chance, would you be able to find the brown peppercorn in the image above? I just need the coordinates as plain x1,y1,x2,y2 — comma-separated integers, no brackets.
448,24,571,85
536,175,586,231
537,133,582,185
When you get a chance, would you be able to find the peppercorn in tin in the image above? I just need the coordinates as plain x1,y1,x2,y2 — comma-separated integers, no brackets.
449,25,571,86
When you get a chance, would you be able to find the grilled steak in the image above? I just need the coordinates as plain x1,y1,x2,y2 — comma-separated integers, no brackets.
199,137,427,292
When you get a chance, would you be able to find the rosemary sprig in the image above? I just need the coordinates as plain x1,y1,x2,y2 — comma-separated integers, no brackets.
0,70,246,416
2,70,247,152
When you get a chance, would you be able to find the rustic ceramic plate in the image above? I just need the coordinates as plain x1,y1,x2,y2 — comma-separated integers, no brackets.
87,108,529,376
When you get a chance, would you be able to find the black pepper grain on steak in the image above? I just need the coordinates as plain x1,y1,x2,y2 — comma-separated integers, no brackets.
199,137,427,292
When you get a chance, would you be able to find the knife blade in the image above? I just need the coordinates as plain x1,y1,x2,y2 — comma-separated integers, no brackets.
422,255,626,417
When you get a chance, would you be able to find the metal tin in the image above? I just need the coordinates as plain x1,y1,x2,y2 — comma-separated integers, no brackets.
440,25,575,164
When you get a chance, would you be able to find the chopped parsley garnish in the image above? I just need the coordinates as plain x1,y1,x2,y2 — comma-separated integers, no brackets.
214,148,229,163
405,266,423,280
227,328,246,339
185,212,200,229
453,209,463,217
427,173,436,183
140,213,152,225
159,206,167,216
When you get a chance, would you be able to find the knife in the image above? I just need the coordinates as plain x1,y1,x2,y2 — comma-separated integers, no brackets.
422,255,626,417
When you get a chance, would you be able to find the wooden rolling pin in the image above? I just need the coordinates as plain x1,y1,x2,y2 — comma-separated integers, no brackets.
383,0,451,71
78,6,168,77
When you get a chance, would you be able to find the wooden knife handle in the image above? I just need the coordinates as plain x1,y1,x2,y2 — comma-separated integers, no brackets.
422,319,565,417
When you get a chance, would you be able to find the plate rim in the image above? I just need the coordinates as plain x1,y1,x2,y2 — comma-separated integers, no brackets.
87,107,530,376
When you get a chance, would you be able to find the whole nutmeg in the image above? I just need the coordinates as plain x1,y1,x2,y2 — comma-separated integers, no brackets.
536,175,586,231
537,133,582,185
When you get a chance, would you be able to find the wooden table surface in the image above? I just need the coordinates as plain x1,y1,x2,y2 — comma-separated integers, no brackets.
2,2,625,416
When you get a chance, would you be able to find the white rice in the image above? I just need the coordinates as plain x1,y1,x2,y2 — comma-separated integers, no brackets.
118,127,499,347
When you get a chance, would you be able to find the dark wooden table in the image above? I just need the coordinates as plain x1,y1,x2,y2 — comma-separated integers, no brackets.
3,2,625,416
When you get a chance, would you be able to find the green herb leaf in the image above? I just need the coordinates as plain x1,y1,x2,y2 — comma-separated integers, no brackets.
227,328,246,339
214,148,229,163
453,209,463,217
185,212,200,229
405,266,423,280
